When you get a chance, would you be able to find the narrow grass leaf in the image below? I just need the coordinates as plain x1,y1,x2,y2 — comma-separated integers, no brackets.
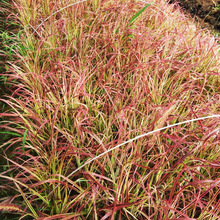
22,129,28,152
128,3,151,25
0,131,21,137
14,182,38,218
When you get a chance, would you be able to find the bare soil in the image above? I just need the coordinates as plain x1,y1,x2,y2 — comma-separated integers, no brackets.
168,0,220,33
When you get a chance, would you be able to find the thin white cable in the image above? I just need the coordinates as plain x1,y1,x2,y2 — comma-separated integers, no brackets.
32,0,153,34
48,114,220,198
66,114,220,179
33,0,88,34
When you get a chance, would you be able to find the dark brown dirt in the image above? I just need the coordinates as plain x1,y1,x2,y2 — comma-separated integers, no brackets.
168,0,220,33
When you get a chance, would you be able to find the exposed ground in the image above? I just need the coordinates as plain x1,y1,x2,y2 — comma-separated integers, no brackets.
169,0,220,33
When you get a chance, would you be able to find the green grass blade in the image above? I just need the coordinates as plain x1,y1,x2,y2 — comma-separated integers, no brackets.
22,129,28,152
0,131,22,137
128,3,151,25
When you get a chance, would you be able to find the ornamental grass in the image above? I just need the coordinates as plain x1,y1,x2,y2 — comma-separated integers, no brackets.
0,0,220,219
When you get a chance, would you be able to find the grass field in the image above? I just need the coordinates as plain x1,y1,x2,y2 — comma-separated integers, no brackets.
0,0,220,219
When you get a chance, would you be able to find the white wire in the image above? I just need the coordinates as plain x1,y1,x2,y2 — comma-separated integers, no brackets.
33,0,88,34
66,114,220,179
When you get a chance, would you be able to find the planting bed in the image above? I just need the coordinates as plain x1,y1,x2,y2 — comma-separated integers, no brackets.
169,0,220,32
0,0,220,219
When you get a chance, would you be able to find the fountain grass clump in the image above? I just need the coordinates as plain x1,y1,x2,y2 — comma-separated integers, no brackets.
0,0,220,219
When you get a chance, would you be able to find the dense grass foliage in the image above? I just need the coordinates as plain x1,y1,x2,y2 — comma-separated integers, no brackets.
0,0,220,219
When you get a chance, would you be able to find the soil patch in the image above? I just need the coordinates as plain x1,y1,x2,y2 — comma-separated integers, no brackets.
168,0,220,33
